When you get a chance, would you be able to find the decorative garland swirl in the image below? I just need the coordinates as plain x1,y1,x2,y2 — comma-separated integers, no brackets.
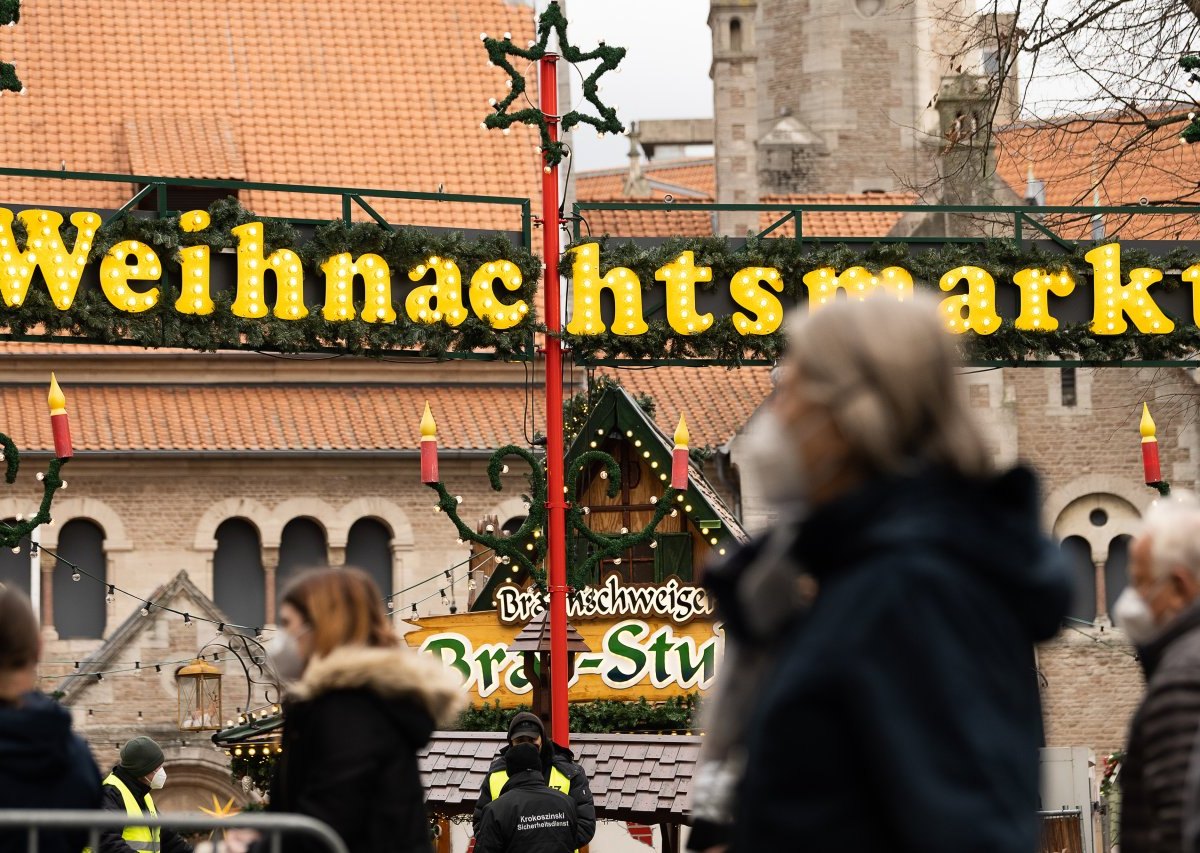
0,433,67,550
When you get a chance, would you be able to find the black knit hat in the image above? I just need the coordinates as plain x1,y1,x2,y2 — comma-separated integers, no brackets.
507,742,542,775
119,736,164,778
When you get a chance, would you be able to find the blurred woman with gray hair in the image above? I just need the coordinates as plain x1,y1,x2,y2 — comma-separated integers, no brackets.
687,296,1070,853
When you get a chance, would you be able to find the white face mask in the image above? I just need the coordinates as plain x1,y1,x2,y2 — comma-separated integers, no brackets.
267,629,308,683
740,409,809,507
149,767,166,790
1113,586,1160,646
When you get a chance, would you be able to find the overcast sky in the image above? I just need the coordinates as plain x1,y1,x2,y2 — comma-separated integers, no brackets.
550,0,715,171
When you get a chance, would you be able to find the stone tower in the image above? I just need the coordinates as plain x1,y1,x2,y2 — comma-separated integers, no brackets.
709,0,761,236
709,0,976,211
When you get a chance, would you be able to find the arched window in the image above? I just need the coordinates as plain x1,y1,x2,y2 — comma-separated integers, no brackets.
278,518,327,590
1105,534,1132,619
0,520,31,597
54,520,106,639
729,18,743,52
213,519,265,630
1061,536,1096,623
345,518,392,597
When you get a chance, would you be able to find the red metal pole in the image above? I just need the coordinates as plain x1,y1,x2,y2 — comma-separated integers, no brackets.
539,51,570,749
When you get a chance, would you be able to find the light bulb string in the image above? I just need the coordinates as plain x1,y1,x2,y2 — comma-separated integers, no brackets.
41,653,209,680
33,542,266,634
407,565,477,611
383,548,492,603
32,537,493,633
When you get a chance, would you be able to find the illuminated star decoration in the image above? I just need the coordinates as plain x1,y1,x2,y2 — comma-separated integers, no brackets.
198,795,241,818
0,0,20,93
480,0,625,167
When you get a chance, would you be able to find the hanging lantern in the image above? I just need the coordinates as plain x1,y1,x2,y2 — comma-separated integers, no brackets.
177,659,222,731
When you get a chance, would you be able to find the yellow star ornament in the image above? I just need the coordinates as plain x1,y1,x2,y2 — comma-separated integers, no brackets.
199,795,241,818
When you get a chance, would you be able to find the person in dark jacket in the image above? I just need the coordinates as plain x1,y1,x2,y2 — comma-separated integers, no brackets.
96,736,192,853
475,743,577,853
232,567,464,853
1113,494,1200,853
472,712,595,849
0,584,102,853
688,297,1071,853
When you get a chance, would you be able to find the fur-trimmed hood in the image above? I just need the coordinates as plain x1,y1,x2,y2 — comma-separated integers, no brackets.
289,644,466,728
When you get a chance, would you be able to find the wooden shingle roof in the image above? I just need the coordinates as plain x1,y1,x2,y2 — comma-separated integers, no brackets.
419,731,702,823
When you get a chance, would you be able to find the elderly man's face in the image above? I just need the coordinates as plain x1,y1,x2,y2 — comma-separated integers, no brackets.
1130,534,1200,627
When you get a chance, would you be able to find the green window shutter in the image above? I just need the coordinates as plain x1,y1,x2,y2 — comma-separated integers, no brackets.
654,532,693,582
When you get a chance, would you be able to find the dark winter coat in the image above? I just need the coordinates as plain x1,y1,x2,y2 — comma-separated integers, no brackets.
471,714,595,848
255,645,465,853
716,465,1070,853
474,769,578,853
98,765,193,853
0,690,102,853
1121,601,1200,853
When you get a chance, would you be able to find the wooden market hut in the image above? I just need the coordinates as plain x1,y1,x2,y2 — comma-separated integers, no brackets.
471,384,747,608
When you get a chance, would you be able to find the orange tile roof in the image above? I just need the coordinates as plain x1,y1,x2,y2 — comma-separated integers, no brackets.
995,114,1200,239
758,193,916,238
0,0,541,230
579,204,715,238
576,157,716,201
575,183,914,239
599,365,773,447
0,383,543,452
125,114,246,181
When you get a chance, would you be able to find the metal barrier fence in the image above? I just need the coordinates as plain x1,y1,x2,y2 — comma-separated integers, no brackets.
0,810,349,853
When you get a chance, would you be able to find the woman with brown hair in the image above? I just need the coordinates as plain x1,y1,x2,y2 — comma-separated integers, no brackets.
245,567,465,853
0,584,101,853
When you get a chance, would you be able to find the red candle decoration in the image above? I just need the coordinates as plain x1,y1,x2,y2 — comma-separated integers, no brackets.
47,373,72,460
420,402,439,485
1141,402,1161,485
671,414,689,490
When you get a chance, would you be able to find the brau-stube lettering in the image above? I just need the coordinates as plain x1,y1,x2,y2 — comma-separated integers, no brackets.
0,208,530,326
567,242,1196,337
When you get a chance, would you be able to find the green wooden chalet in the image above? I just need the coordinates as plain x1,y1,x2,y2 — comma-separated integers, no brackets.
471,384,748,612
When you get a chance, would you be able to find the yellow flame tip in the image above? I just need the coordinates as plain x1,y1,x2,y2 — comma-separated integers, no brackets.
420,402,437,438
674,413,689,446
1140,402,1157,439
47,373,66,411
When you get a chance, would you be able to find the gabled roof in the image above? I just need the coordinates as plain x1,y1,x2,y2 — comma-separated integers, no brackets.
419,730,701,823
0,0,540,229
58,570,227,702
565,385,747,543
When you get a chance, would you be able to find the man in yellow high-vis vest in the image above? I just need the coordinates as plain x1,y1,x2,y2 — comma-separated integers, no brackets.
472,713,595,849
90,736,193,853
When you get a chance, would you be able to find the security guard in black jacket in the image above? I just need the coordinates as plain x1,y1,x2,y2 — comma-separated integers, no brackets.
475,743,578,853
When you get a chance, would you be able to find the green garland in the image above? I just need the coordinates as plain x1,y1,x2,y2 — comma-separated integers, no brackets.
0,0,19,94
559,235,1200,364
0,433,66,550
482,1,625,166
456,694,699,734
0,198,539,359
